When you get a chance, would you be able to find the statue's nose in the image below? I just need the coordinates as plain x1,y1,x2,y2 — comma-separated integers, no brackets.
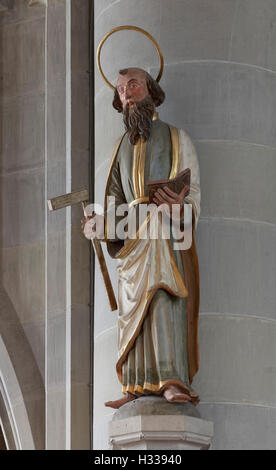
124,88,131,100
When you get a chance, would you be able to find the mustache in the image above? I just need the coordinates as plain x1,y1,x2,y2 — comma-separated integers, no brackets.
123,96,155,145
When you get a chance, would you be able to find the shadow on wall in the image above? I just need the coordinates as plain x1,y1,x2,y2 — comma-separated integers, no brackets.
0,284,45,449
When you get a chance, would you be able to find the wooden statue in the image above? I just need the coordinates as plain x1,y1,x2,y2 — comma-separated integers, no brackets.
83,26,201,409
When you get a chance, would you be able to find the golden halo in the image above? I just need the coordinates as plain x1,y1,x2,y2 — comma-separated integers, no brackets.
97,25,164,91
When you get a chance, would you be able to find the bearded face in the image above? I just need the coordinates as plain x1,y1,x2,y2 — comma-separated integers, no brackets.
122,95,155,146
113,68,165,146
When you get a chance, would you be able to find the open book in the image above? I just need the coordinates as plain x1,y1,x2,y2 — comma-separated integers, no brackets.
147,168,191,203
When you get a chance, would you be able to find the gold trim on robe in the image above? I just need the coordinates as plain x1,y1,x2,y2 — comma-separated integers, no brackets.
122,379,200,404
133,138,147,199
128,196,149,208
168,125,180,179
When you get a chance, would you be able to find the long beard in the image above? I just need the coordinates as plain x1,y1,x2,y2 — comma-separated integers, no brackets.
123,96,155,146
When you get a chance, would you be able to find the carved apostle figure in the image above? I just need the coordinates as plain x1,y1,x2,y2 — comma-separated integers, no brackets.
83,67,201,409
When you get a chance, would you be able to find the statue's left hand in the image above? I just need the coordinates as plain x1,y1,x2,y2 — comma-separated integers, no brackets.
152,185,189,219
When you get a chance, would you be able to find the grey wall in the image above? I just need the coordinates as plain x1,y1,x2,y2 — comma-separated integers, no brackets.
94,0,276,450
0,0,91,450
45,0,91,450
0,0,46,449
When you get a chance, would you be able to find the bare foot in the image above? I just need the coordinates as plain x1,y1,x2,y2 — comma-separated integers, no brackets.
163,385,192,403
104,393,136,409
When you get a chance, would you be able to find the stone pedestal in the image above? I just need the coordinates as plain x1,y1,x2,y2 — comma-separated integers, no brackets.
109,397,214,450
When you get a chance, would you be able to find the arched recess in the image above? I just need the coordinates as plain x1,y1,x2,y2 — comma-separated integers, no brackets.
0,285,45,449
0,422,7,450
0,337,35,450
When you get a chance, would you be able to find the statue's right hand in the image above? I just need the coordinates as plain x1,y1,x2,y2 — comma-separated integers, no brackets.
81,213,105,240
81,215,94,239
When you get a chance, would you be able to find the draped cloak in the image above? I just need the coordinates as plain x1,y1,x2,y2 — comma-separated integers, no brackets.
104,118,201,403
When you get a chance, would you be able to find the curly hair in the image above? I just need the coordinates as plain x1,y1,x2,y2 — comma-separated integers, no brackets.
112,68,165,112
